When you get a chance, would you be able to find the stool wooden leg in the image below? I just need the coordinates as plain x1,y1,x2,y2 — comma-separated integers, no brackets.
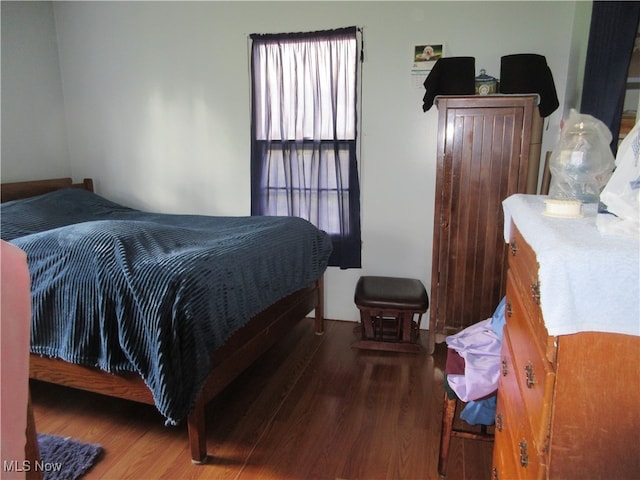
401,313,413,343
360,310,375,339
373,312,383,340
438,393,457,477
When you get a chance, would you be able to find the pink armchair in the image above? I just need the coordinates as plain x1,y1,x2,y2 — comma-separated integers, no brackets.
1,240,40,479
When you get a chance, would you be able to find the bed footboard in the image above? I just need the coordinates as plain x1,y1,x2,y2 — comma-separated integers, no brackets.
186,279,323,463
31,278,324,464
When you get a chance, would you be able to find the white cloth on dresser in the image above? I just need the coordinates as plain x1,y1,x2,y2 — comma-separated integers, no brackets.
503,194,640,337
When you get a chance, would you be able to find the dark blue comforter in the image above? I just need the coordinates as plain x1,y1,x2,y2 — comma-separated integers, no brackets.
1,189,332,424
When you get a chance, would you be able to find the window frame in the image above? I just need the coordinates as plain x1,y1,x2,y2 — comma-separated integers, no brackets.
249,27,362,269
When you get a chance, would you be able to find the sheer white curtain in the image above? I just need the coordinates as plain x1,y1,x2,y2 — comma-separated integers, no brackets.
250,27,362,269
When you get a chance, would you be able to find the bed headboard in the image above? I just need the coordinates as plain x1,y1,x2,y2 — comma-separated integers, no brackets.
1,178,94,203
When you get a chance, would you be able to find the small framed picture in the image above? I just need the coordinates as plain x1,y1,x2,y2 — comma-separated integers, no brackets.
412,43,444,73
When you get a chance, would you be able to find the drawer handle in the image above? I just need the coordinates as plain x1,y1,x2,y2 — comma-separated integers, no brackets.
506,301,513,317
501,359,508,376
510,241,517,256
519,439,529,467
530,282,541,304
525,362,536,388
495,412,503,432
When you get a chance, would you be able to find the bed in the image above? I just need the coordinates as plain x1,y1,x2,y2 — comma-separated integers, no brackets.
1,177,332,463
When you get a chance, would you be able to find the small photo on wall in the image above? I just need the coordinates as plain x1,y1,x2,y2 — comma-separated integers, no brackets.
411,43,444,88
412,44,444,72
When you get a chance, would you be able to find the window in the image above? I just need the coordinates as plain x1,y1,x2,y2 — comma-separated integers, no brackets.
250,27,362,269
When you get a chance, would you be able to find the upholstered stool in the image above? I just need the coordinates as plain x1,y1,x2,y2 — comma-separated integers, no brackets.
353,276,429,353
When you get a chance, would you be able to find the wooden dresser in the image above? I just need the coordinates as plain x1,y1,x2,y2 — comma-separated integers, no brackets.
492,218,640,479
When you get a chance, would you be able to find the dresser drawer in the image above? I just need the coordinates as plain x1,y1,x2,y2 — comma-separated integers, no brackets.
493,329,546,480
496,329,526,440
507,226,556,363
492,405,522,480
495,401,545,480
508,224,539,300
505,272,555,454
493,330,524,479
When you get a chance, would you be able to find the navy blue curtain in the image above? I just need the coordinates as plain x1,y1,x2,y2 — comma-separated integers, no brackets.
581,1,640,154
250,27,362,269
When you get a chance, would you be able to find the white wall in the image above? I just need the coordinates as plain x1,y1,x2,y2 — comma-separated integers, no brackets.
563,1,592,113
2,1,584,323
1,1,69,181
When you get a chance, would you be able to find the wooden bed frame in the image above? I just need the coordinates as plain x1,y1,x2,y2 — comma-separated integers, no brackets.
1,177,325,463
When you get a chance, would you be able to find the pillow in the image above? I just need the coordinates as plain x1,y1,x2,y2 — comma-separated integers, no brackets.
1,188,132,241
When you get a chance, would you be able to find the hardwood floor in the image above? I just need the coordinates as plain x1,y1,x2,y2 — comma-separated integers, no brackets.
30,319,493,479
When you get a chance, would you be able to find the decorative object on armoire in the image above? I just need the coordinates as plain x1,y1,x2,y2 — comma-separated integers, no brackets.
474,69,497,95
499,54,559,117
548,109,615,203
422,57,475,111
353,276,428,353
427,95,542,354
494,195,639,479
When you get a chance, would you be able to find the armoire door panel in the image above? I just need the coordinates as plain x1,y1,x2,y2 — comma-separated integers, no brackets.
428,96,538,353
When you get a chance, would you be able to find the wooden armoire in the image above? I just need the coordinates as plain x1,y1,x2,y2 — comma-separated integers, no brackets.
427,95,542,354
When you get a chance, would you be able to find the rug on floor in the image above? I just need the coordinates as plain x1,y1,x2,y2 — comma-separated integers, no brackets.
37,434,103,480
